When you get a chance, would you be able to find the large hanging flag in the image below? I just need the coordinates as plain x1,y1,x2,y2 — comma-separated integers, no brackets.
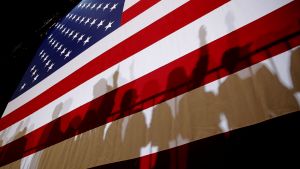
1,0,300,168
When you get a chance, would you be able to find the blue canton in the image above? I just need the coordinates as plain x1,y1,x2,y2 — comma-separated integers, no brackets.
12,0,125,99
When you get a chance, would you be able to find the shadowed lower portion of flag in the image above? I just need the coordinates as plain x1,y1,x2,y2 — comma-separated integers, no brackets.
89,111,300,169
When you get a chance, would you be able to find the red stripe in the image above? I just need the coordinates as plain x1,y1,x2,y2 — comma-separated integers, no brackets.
0,0,229,131
1,1,300,166
121,0,161,25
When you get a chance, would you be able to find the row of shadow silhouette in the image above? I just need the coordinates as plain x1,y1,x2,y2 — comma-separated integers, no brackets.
1,22,300,169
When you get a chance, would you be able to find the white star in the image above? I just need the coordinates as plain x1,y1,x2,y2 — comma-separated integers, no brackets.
43,55,49,62
48,34,53,40
105,21,114,31
86,3,91,9
90,19,97,27
72,32,79,40
81,3,86,8
97,20,105,28
20,83,26,90
49,38,53,43
66,14,70,18
51,40,56,46
50,23,55,28
54,42,59,49
59,25,64,30
60,48,66,55
103,3,110,11
39,50,44,56
69,14,73,19
83,36,91,46
57,44,63,51
41,53,46,59
96,3,103,10
68,30,74,37
45,60,51,67
84,18,91,25
62,28,66,34
33,75,39,82
75,16,81,22
90,3,96,10
32,69,37,76
48,63,54,72
65,29,70,35
80,17,85,24
57,24,62,30
110,3,118,11
78,3,82,8
65,50,72,59
77,34,85,43
72,14,77,20
30,65,36,72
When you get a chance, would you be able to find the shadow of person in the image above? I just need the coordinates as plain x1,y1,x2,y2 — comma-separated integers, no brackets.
253,64,299,116
221,12,252,75
149,101,173,169
59,115,83,169
37,75,117,168
86,69,121,127
118,89,149,169
190,26,209,89
148,67,190,169
81,78,113,133
0,125,28,168
290,47,300,94
179,25,221,139
218,63,299,131
175,26,223,168
13,127,28,168
91,70,129,166
80,72,123,168
215,62,299,167
120,89,138,116
98,88,142,167
37,102,65,168
221,45,251,74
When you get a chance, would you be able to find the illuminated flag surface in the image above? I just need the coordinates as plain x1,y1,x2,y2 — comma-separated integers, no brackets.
1,0,300,168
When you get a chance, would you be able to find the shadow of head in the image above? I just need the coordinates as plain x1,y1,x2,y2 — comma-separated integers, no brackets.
121,89,138,116
52,102,63,120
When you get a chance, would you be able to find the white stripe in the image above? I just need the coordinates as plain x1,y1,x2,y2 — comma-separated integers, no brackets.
12,45,300,167
3,0,189,116
0,0,292,146
123,0,140,11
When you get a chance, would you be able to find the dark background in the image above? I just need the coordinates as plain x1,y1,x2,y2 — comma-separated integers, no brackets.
0,0,80,117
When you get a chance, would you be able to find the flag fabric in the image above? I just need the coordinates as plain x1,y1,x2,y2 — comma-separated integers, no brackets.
1,0,300,168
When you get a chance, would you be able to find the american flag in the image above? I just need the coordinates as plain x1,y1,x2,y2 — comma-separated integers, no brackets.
1,0,300,168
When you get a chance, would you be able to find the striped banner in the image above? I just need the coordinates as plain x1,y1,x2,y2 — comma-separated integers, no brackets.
1,0,300,168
